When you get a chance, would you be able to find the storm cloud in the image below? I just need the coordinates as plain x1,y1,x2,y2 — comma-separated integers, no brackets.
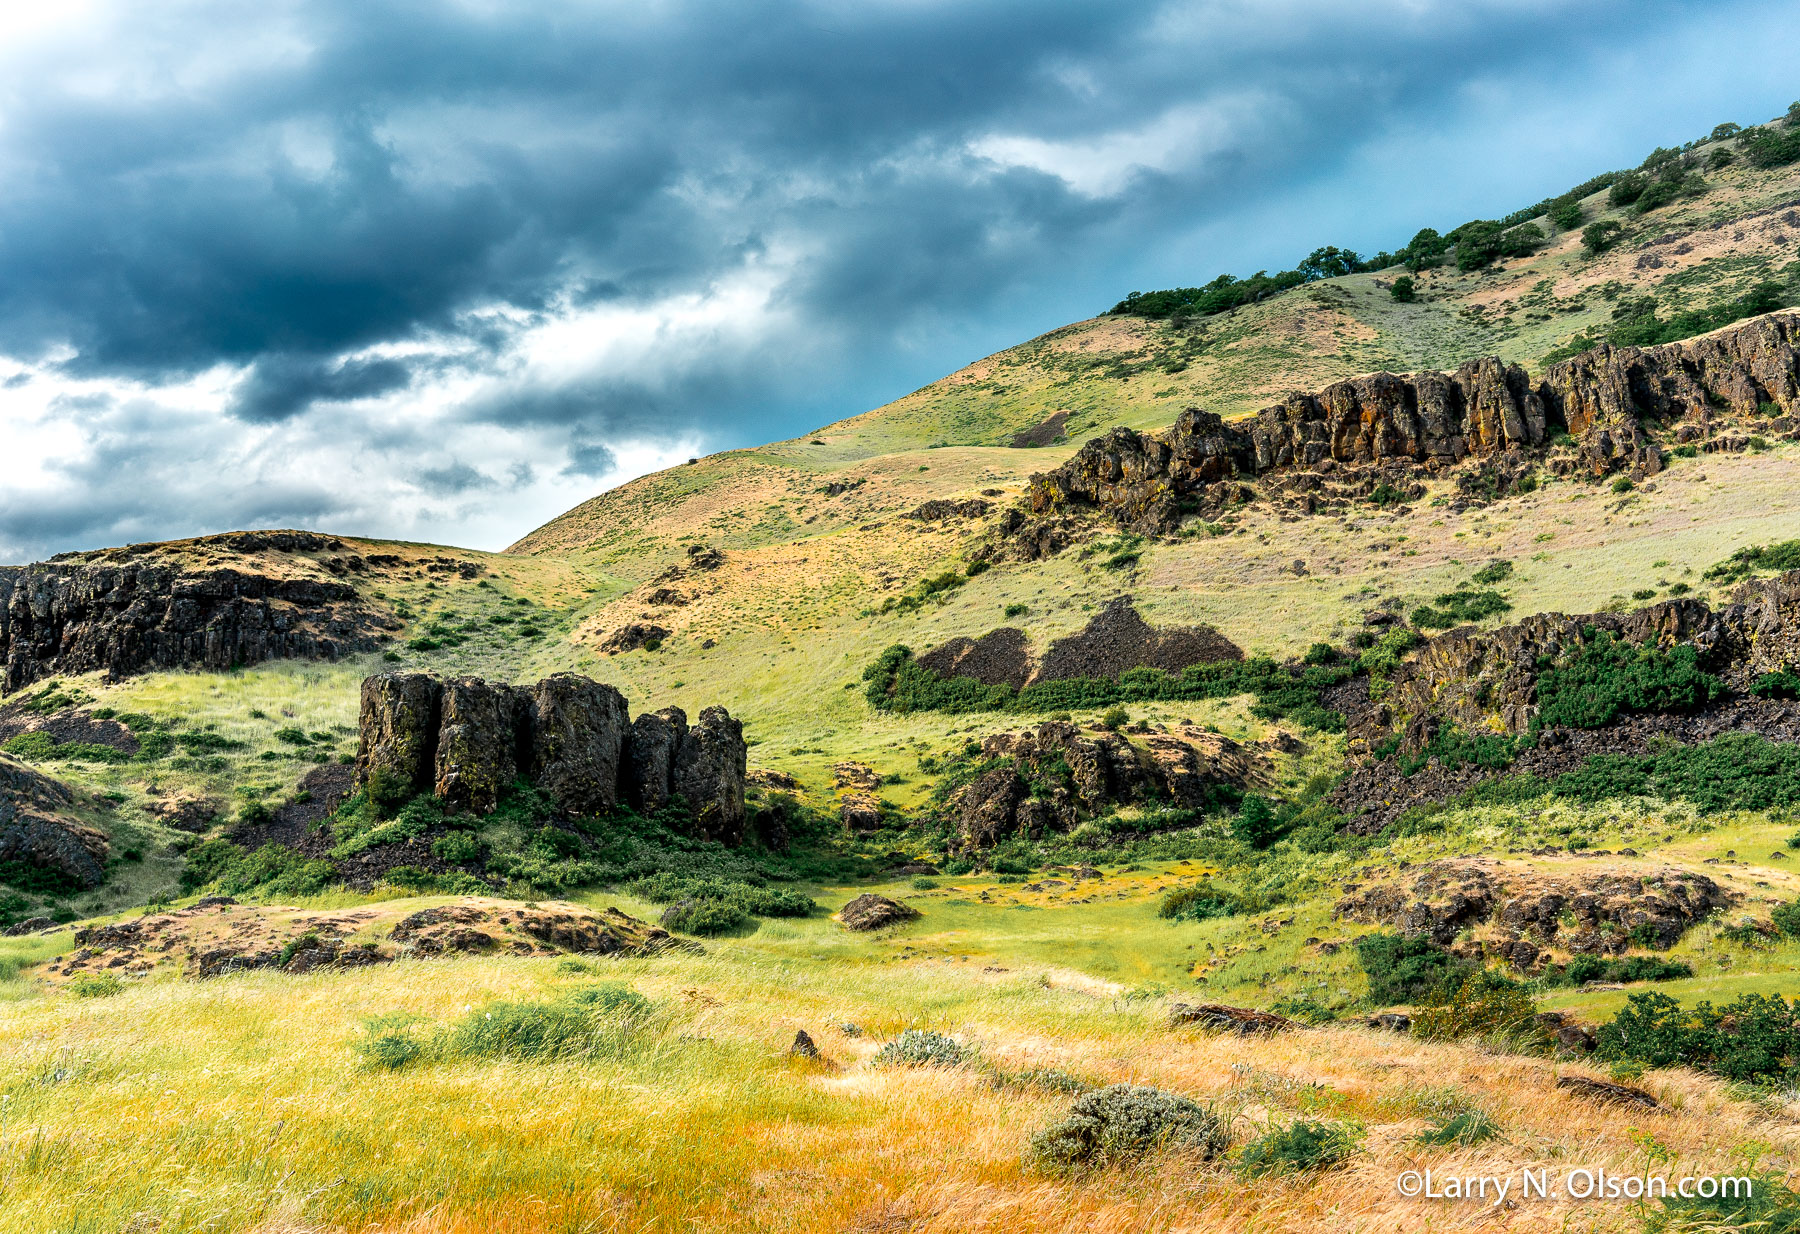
0,0,1796,560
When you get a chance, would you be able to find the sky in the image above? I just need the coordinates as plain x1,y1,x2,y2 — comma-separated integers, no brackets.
0,0,1796,562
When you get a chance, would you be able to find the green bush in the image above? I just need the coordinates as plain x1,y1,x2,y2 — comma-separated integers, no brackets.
1099,705,1129,730
1353,933,1471,1005
1159,879,1271,922
1772,899,1800,939
1533,629,1725,731
431,831,482,864
1411,968,1540,1043
660,899,752,935
1704,539,1800,585
1414,1109,1500,1147
355,985,655,1070
1545,954,1692,986
179,840,336,898
1236,1120,1362,1176
1027,1084,1229,1173
68,972,124,998
1231,795,1282,849
1596,990,1800,1081
872,1029,972,1069
1582,220,1624,255
1389,275,1416,303
1551,732,1800,813
861,645,1354,733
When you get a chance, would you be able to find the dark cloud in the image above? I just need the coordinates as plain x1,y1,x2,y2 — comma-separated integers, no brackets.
0,0,1796,561
561,442,619,481
231,354,415,422
415,463,496,497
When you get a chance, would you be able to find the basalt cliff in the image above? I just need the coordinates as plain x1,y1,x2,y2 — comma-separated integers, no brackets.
1011,311,1800,548
0,531,399,693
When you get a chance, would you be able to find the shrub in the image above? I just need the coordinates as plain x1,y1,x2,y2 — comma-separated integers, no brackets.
1582,220,1624,255
1236,1120,1362,1177
661,899,752,935
1389,275,1416,303
1099,705,1129,730
1773,899,1800,939
68,972,124,998
1159,879,1268,922
1596,990,1800,1081
1550,732,1800,813
1231,795,1282,849
625,873,815,919
1533,629,1725,731
872,1029,972,1068
431,831,482,864
1354,932,1471,1005
1415,1109,1500,1147
1704,539,1800,584
356,985,655,1070
179,840,336,897
910,876,939,890
1027,1084,1229,1173
1003,603,1028,617
1548,954,1693,986
1550,200,1583,230
1411,968,1540,1042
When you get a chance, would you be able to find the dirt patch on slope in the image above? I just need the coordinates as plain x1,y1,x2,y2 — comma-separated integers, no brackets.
1011,411,1070,448
1030,598,1243,684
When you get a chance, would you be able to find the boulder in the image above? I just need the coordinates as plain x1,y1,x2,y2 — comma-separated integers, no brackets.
356,673,443,799
837,893,919,931
1556,1075,1657,1109
625,707,687,812
434,677,526,814
524,674,630,816
673,706,746,844
1167,1003,1300,1035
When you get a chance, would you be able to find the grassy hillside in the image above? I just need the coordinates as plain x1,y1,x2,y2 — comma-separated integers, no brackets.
7,118,1800,1233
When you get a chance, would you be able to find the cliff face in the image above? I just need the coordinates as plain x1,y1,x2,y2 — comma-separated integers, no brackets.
357,672,749,843
0,560,398,693
0,755,109,889
1353,570,1800,757
1023,312,1800,540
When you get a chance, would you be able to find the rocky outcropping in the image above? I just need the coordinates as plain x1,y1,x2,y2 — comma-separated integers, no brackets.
1354,571,1800,759
1335,859,1732,964
355,672,748,842
0,755,109,888
949,721,1260,850
1017,312,1800,542
0,556,397,693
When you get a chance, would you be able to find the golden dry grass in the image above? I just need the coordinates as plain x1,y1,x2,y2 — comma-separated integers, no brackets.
2,927,1795,1234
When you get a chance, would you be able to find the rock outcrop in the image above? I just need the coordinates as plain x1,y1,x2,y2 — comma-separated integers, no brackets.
0,555,397,694
1335,859,1732,964
949,721,1261,850
355,672,746,839
0,755,109,888
1353,571,1800,759
1016,312,1800,543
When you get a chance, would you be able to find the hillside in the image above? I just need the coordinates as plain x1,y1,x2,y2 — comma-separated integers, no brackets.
7,115,1800,1233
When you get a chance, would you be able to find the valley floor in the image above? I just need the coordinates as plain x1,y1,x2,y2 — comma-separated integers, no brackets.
6,805,1800,1234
